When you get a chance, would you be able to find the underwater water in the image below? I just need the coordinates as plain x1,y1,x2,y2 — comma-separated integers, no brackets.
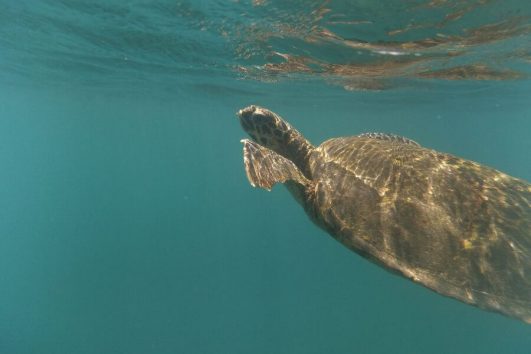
1,1,530,353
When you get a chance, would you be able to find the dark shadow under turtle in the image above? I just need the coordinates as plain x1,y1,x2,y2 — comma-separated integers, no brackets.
238,105,531,324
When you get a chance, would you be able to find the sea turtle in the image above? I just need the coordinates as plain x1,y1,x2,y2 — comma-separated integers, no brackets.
238,105,531,323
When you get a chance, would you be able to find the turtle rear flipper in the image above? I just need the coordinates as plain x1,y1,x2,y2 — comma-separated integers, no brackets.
241,139,310,191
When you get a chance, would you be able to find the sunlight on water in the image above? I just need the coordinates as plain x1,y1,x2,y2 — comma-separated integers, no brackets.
1,0,530,90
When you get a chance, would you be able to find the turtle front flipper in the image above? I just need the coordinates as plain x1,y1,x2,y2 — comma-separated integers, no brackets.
241,139,310,191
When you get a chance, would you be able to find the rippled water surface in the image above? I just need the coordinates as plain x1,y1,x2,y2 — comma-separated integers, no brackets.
2,0,531,90
1,1,530,354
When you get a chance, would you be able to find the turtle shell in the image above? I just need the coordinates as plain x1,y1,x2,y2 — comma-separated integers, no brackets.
309,134,531,322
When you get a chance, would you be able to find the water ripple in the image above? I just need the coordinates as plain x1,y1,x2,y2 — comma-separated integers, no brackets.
0,0,529,91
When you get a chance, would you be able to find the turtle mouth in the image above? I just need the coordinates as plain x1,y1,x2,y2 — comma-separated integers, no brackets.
238,105,275,122
237,105,258,120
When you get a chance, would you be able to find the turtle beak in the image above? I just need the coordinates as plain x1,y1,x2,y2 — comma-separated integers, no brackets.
237,105,257,121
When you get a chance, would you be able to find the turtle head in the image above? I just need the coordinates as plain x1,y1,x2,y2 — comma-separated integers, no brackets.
238,105,291,153
238,105,314,178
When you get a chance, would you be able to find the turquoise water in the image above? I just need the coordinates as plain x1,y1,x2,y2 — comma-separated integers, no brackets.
1,1,530,353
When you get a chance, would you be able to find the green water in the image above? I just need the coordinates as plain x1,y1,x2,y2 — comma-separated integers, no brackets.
1,1,531,353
